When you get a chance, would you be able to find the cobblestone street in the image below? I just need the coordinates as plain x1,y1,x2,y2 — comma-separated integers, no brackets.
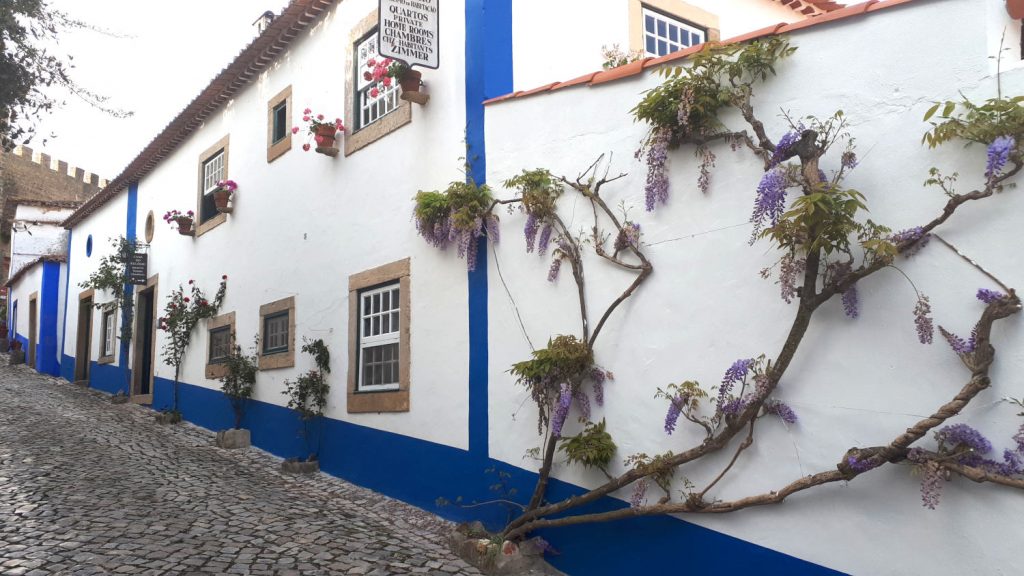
0,363,482,576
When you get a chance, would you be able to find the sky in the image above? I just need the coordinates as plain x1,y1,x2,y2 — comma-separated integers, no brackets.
26,1,284,179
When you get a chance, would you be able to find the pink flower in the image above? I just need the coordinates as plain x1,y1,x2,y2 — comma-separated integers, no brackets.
222,275,227,280
367,58,376,67
186,210,194,216
382,77,392,87
188,279,193,284
303,107,311,115
363,71,372,81
302,115,310,122
316,114,324,120
302,143,311,151
370,87,379,98
291,126,299,134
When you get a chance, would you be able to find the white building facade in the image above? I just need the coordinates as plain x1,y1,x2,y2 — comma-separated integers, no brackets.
36,0,1024,574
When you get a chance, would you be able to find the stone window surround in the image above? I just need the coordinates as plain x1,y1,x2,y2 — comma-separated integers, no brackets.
347,258,410,413
205,311,236,380
195,135,229,237
98,303,116,365
258,296,295,370
628,0,721,55
267,85,293,163
344,9,412,157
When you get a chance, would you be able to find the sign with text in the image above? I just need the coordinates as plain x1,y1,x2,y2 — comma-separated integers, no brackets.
128,253,148,286
378,0,439,69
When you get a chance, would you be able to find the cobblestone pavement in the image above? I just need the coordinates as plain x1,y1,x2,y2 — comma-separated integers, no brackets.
0,362,483,576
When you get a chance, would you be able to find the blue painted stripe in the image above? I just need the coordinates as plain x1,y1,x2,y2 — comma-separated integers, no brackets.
465,0,513,458
38,262,61,376
59,230,73,381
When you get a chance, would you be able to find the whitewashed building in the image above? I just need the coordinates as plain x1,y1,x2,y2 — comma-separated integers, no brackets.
32,0,1024,574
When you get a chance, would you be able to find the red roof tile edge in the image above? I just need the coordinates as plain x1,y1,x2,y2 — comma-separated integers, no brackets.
485,0,922,107
5,255,68,288
62,0,337,229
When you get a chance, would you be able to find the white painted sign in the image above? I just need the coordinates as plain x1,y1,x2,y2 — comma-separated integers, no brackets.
378,0,439,69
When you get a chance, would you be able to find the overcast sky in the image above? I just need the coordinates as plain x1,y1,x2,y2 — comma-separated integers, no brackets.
27,0,281,179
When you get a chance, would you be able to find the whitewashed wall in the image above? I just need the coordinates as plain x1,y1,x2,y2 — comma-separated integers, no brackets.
511,0,800,90
64,195,128,365
487,1,1024,574
9,263,43,340
128,0,471,449
9,205,73,277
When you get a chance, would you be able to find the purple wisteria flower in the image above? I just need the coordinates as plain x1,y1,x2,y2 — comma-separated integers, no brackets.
939,326,976,355
841,283,859,319
749,168,787,244
845,455,877,473
547,258,562,283
890,227,931,257
841,150,858,170
589,368,607,406
919,461,943,510
765,399,798,424
770,128,803,167
721,396,748,417
537,224,553,255
551,383,572,438
573,388,591,421
614,222,642,253
664,395,684,435
643,130,670,211
485,214,500,244
718,358,753,412
976,288,1006,304
629,478,649,509
698,147,716,194
524,213,540,253
778,253,804,304
935,423,992,455
1014,423,1024,454
985,135,1015,180
914,295,934,345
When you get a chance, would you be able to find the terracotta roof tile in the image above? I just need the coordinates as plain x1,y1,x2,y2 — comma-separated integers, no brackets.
486,0,922,107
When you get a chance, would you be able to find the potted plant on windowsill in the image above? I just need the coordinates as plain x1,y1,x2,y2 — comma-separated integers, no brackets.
163,209,195,236
213,179,237,214
294,108,346,158
365,57,429,105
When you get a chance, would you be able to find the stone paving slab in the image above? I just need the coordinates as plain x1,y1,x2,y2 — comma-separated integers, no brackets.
0,361,482,576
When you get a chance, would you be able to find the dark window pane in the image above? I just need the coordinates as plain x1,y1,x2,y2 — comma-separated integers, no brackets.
200,192,217,223
657,20,665,36
645,14,654,32
669,25,678,42
272,102,287,143
658,40,667,56
646,36,656,54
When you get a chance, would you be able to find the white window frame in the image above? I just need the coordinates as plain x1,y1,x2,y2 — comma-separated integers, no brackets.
202,150,225,195
357,282,401,392
355,31,401,130
102,309,115,357
641,6,705,57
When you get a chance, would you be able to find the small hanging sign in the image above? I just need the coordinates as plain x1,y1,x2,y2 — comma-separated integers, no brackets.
128,252,148,285
378,0,439,69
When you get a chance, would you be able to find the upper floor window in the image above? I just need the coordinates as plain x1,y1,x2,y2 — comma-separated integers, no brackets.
196,135,229,236
355,31,401,130
642,6,706,57
267,86,292,163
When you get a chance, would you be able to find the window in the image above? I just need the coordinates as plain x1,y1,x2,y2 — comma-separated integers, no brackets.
627,1,718,58
267,86,292,162
354,31,401,130
195,135,229,236
263,313,289,354
205,311,236,379
258,296,295,370
641,6,706,57
209,326,231,364
344,10,412,156
347,258,410,413
358,284,401,391
100,307,116,363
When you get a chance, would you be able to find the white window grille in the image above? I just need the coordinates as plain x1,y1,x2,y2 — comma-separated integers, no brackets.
202,150,225,195
642,7,705,57
102,309,115,356
358,283,400,391
355,32,400,129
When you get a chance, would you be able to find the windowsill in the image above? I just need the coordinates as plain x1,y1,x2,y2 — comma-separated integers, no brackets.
258,350,294,370
195,212,227,237
267,135,291,163
348,387,409,412
355,385,401,394
344,103,412,156
98,354,115,365
205,361,228,379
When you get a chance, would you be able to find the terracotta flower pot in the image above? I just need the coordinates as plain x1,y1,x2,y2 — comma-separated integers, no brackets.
213,189,232,213
399,69,423,93
175,217,194,235
314,124,337,148
1009,0,1024,19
